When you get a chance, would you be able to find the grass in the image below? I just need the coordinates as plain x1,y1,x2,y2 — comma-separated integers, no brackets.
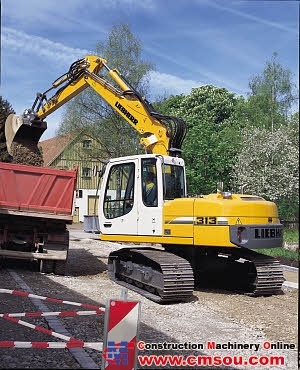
283,227,299,244
255,247,298,261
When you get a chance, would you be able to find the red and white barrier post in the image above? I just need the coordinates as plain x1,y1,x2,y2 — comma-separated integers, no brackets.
102,290,141,370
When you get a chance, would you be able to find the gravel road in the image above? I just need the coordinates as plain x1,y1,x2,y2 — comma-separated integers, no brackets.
0,234,298,369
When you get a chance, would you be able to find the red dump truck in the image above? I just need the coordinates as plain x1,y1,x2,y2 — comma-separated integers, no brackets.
0,162,77,274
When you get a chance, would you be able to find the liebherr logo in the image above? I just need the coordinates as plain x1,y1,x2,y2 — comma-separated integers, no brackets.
115,101,138,125
254,228,282,239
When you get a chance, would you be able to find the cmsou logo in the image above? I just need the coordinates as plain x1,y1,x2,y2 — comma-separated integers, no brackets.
103,341,135,366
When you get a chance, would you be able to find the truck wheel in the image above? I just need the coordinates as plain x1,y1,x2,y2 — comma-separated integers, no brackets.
39,260,54,273
54,261,67,275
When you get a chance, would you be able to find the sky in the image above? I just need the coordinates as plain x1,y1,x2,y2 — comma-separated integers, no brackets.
1,0,299,140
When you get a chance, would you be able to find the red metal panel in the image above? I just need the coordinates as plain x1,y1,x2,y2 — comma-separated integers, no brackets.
0,162,77,215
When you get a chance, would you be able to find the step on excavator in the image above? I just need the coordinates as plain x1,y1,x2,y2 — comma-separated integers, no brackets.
5,55,285,302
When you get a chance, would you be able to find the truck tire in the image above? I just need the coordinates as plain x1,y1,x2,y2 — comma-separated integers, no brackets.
39,259,54,273
54,260,67,275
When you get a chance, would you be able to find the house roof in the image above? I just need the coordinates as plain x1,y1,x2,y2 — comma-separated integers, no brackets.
38,131,77,166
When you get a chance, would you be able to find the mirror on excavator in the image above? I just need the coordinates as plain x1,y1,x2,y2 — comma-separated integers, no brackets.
5,113,47,155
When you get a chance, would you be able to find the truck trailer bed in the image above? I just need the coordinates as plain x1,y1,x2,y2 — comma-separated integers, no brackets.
0,162,77,218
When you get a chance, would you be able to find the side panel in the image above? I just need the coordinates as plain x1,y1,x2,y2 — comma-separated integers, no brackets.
162,198,230,246
161,194,283,249
0,162,77,216
162,198,194,240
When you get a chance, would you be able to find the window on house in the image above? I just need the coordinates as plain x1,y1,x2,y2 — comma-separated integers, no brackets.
76,189,83,198
82,167,91,178
82,140,92,148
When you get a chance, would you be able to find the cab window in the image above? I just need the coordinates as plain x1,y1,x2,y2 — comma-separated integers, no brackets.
163,164,185,199
103,163,135,219
142,158,158,207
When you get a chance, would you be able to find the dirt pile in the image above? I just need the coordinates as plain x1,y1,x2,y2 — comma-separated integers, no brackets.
11,138,44,166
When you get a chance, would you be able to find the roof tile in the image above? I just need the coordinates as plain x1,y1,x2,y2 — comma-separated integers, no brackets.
38,132,75,166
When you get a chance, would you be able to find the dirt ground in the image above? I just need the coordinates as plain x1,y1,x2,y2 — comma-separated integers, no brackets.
0,225,298,369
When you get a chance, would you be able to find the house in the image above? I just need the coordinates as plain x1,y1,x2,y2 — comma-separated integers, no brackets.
38,131,104,223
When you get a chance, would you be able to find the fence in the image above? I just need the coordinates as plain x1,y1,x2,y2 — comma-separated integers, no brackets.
0,288,141,370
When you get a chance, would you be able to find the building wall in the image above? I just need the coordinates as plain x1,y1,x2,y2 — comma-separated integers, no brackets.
51,136,103,189
46,135,105,223
75,189,100,222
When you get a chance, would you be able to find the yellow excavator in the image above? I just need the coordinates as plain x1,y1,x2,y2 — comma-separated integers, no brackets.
5,55,284,303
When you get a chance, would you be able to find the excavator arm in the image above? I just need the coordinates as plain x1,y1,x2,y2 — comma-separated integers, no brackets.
5,55,187,157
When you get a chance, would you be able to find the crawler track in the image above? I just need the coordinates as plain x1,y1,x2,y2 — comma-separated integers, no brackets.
108,247,284,303
240,249,285,296
191,247,285,296
108,248,194,303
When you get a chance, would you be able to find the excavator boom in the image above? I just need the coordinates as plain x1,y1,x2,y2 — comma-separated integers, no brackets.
5,55,187,158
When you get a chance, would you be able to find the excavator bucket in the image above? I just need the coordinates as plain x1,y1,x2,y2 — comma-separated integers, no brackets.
5,114,47,155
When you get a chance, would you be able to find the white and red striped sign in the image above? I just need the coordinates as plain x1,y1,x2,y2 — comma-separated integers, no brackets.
102,299,141,370
1,288,141,370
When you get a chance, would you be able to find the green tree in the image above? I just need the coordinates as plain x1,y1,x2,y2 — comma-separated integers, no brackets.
58,24,154,159
231,124,299,220
0,96,15,162
152,94,185,116
248,52,297,131
166,86,245,194
231,53,299,220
